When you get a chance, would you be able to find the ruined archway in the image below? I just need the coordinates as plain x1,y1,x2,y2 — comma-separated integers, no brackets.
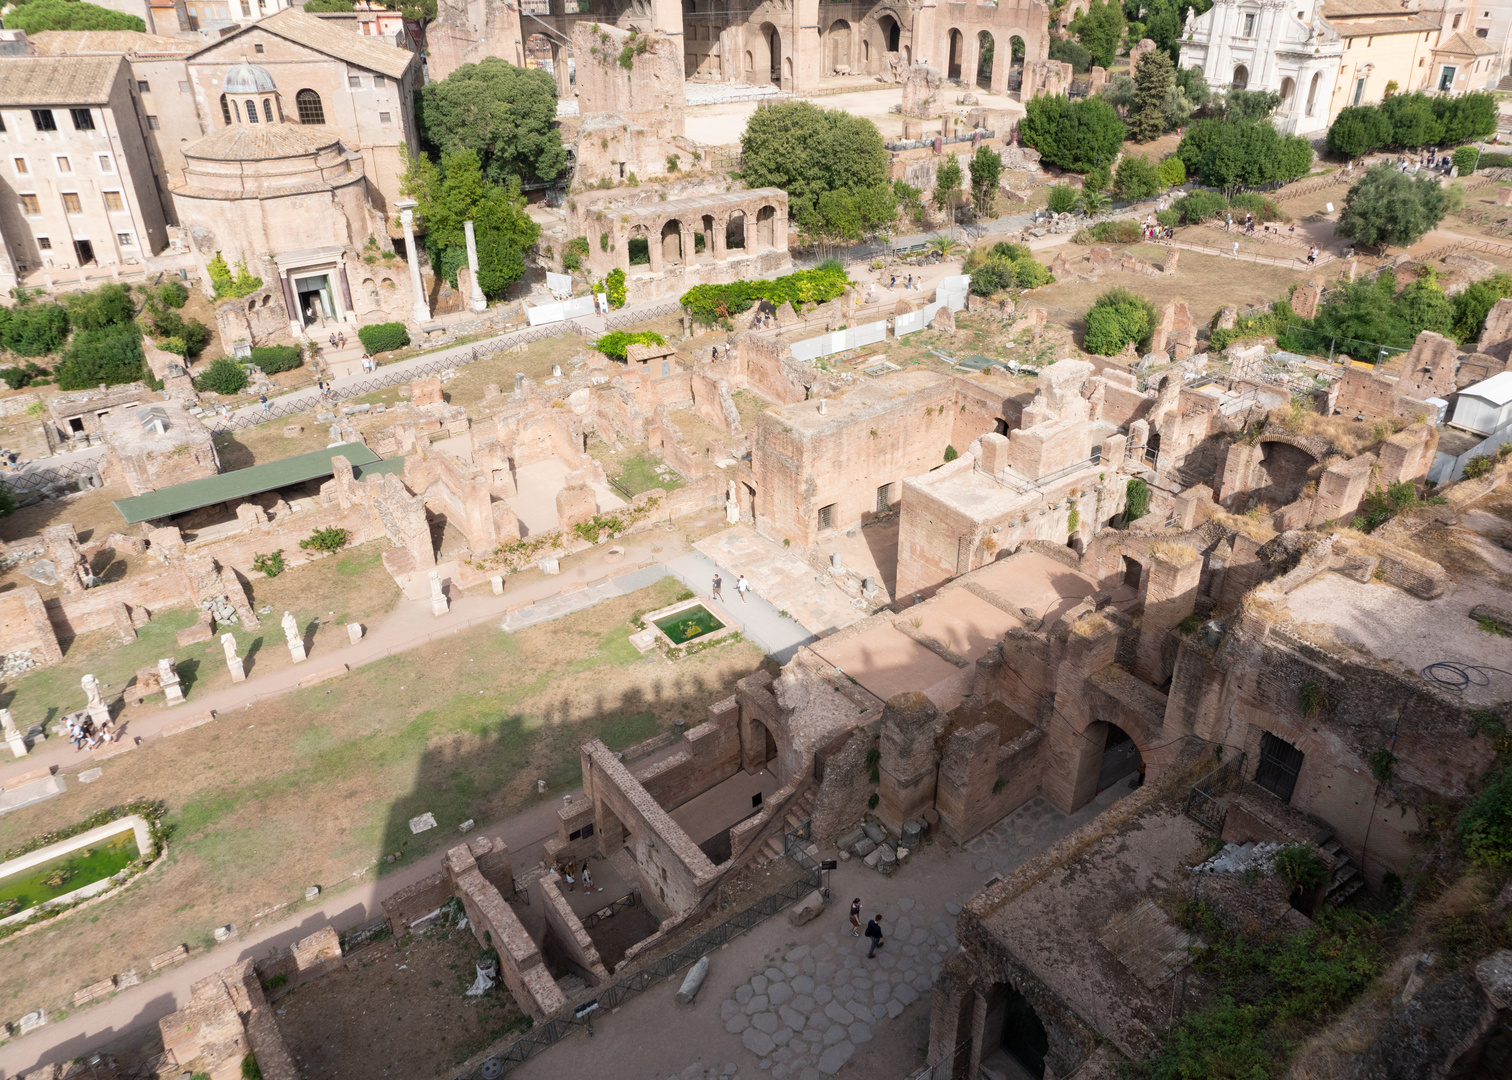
981,981,1050,1079
756,22,779,86
627,224,651,267
660,219,684,265
977,31,995,90
947,28,964,81
1096,722,1143,792
726,209,746,250
1008,35,1026,92
699,213,715,261
755,204,777,251
828,19,852,73
1256,438,1321,508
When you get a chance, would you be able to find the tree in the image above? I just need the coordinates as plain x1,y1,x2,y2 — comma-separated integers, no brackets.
416,57,566,187
968,146,1002,217
933,155,963,224
2,0,143,32
1114,155,1161,200
740,101,889,223
191,355,248,396
800,183,899,246
1019,95,1126,173
1072,0,1125,68
400,148,540,299
1215,88,1281,123
1083,287,1156,355
1336,165,1447,250
1451,273,1512,343
1048,37,1093,73
1100,73,1136,113
1326,105,1392,158
1129,49,1175,142
1177,118,1312,191
301,0,354,9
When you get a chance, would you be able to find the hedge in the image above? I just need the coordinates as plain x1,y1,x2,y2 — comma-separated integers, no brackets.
357,322,410,353
194,355,249,395
54,324,144,390
681,262,850,326
592,331,666,361
250,345,302,374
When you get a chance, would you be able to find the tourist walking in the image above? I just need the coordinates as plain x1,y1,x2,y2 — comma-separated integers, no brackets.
865,914,885,958
712,573,723,601
850,898,863,937
564,862,575,892
1307,246,1318,266
584,864,598,892
736,574,751,603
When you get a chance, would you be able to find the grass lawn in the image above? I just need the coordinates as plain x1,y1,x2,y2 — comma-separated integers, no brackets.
0,577,763,1024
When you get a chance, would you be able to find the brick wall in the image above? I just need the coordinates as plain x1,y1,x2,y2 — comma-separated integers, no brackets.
533,869,610,986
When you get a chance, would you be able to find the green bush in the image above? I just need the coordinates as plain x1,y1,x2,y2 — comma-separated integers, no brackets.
1019,94,1126,173
1177,117,1313,189
1046,184,1079,214
252,551,286,578
1477,151,1512,169
1013,258,1053,288
1453,145,1482,175
0,362,47,390
1273,843,1327,891
943,445,958,462
241,1053,263,1080
1078,219,1143,244
157,336,187,356
54,324,144,390
1048,36,1093,74
970,259,1016,297
562,236,590,272
591,331,666,361
1226,192,1281,221
300,527,350,555
146,306,210,358
66,283,135,331
156,280,189,308
192,355,249,396
1083,287,1156,356
1156,155,1186,189
606,267,627,309
1114,154,1162,200
3,0,144,33
207,252,263,300
681,263,849,326
1172,190,1227,224
357,322,410,354
1125,477,1151,522
1156,209,1179,227
1459,761,1512,866
0,302,69,356
250,345,302,374
990,241,1032,261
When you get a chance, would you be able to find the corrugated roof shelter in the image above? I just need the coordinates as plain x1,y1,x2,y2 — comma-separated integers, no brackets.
1450,370,1512,436
112,442,382,524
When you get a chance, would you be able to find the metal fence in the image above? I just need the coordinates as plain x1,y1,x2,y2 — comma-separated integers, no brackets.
466,819,822,1078
0,458,102,496
580,891,636,929
1184,751,1247,833
906,1040,972,1080
605,300,683,329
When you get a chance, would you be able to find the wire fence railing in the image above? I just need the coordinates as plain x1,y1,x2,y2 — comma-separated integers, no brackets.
604,300,682,329
580,891,636,929
462,819,822,1078
0,459,103,495
1184,751,1247,833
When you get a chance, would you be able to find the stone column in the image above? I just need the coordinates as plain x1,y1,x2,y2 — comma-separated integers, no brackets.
713,214,727,261
221,633,245,683
1,708,28,758
649,227,664,274
726,480,739,523
280,273,300,336
81,674,111,729
282,611,307,663
877,691,940,833
159,658,185,705
429,569,449,616
464,220,487,313
396,199,431,324
337,264,354,317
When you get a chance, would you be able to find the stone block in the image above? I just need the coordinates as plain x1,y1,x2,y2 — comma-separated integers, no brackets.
347,623,363,644
150,944,189,970
176,610,214,646
283,424,303,438
491,576,504,595
411,375,444,407
853,837,877,858
787,890,826,926
837,827,866,851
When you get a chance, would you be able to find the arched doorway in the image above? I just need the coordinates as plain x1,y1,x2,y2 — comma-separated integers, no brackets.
1232,64,1249,90
627,226,650,267
981,981,1050,1079
1305,71,1321,115
1121,554,1143,590
726,209,746,251
977,31,995,90
699,214,715,260
756,204,776,250
1008,36,1026,92
876,13,900,74
661,219,683,265
761,23,780,86
947,28,964,81
1278,76,1295,116
1256,440,1318,507
828,19,851,72
1098,723,1143,791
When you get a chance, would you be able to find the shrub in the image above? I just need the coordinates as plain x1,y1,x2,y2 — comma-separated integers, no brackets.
1083,287,1156,355
300,527,350,555
192,355,249,395
1114,155,1161,200
592,331,666,361
1048,36,1093,74
1079,219,1143,244
1080,189,1110,215
1272,843,1327,891
157,336,188,356
1156,155,1186,189
0,361,48,390
943,444,959,462
66,283,135,331
1019,94,1126,173
250,345,302,375
1156,209,1179,227
207,252,263,300
1459,760,1512,866
1338,167,1450,250
1172,190,1227,224
156,280,189,308
0,302,69,356
606,267,627,309
241,1053,263,1080
1046,184,1079,214
1125,477,1151,522
54,324,144,390
146,306,210,357
357,322,410,354
252,551,286,578
1226,192,1281,221
562,236,590,272
681,263,849,326
1453,145,1482,175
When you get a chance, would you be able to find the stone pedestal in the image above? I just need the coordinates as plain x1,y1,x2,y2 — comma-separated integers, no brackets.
429,570,449,617
159,659,185,705
491,576,504,595
282,611,307,663
81,674,112,729
464,220,487,313
221,633,245,683
348,623,364,644
1,708,27,758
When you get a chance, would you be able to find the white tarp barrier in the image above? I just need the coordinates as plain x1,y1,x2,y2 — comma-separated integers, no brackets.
845,320,889,350
545,271,573,299
937,274,971,311
895,309,928,337
526,294,596,326
789,318,891,362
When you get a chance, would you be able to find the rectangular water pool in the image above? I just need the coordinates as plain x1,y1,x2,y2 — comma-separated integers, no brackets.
0,830,139,917
654,604,726,645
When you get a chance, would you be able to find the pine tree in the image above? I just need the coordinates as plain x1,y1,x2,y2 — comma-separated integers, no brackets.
1129,49,1175,143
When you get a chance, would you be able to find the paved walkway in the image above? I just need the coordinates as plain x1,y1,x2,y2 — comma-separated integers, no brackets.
666,550,816,663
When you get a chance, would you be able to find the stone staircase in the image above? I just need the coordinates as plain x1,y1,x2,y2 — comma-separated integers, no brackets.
310,339,369,380
1498,74,1512,93
752,788,817,868
1321,835,1365,908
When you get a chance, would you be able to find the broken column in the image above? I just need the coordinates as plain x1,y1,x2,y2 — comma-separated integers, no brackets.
429,569,449,617
282,611,307,663
877,691,941,834
221,633,245,683
81,674,111,729
464,220,487,314
726,479,739,525
159,658,184,705
1,708,28,758
348,623,364,644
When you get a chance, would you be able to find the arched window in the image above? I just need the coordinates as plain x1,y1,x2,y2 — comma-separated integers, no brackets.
220,94,231,125
263,98,274,122
232,98,241,123
296,89,325,125
1232,64,1249,90
245,99,259,124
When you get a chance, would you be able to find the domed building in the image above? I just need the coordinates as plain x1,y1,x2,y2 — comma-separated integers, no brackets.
170,58,414,342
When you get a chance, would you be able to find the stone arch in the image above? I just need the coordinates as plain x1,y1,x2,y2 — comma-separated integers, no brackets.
827,19,852,73
1254,437,1322,507
699,213,715,260
983,978,1051,1079
1092,721,1143,792
1008,34,1027,93
627,223,651,267
756,22,780,86
755,204,777,251
878,12,900,55
1279,76,1295,116
947,27,965,81
1306,71,1322,116
784,54,792,88
660,218,684,265
726,209,746,250
1232,64,1249,90
974,31,995,91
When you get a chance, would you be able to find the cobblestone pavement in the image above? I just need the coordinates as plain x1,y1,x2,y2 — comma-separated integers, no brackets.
720,898,951,1078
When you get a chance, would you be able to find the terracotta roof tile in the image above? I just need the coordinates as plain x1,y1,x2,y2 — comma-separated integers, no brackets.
0,54,122,106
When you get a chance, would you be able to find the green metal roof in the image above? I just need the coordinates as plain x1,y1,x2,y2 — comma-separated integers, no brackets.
112,443,382,524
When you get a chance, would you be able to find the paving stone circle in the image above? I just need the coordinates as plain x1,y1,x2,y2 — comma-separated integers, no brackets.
718,909,950,1076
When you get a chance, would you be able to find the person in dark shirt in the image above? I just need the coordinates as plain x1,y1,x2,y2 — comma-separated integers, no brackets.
865,914,885,958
